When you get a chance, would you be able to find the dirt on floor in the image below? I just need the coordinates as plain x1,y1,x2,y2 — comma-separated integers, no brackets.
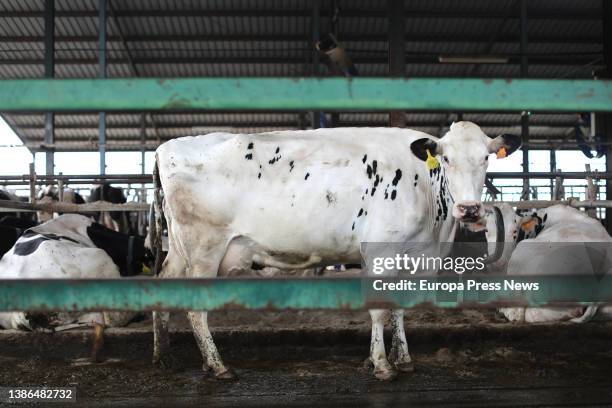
0,309,611,407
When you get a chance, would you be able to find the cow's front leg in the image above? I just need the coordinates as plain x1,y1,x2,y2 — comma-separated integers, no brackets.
367,309,396,380
187,311,234,380
389,309,414,372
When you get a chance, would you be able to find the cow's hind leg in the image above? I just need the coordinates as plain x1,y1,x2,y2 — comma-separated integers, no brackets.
153,251,185,367
187,311,234,379
367,309,396,380
186,241,234,380
389,309,414,372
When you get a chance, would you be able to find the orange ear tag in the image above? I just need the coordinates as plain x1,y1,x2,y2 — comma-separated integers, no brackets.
521,219,536,232
496,146,507,159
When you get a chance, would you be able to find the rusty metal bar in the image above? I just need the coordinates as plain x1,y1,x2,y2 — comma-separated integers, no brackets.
0,277,608,312
0,200,148,213
1,78,611,112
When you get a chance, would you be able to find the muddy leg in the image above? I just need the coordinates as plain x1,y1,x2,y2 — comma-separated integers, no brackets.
367,309,396,380
187,311,234,380
389,309,414,372
90,323,104,363
152,311,171,366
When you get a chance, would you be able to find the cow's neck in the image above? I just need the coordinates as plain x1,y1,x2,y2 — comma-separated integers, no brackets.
424,164,456,241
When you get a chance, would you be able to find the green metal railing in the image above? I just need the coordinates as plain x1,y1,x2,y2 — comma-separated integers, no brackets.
0,277,610,312
1,77,612,311
0,78,611,112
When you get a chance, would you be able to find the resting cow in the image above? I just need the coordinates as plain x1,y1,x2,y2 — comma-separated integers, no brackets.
473,204,612,323
150,122,520,380
0,214,147,337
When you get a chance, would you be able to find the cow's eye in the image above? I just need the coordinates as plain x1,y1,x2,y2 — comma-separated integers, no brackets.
442,156,449,164
485,155,489,161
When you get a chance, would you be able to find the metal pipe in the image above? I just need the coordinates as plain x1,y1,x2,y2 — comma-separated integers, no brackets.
520,0,529,199
0,277,609,312
1,78,611,112
311,0,321,129
489,199,612,209
0,200,149,213
44,0,55,176
98,0,107,175
388,0,406,128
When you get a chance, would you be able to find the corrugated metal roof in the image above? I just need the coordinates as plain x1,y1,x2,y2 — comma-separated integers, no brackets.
0,0,604,151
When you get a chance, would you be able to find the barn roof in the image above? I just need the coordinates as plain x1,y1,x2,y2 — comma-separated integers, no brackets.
0,0,604,151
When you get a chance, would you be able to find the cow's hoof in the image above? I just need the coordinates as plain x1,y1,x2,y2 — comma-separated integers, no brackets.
363,357,374,370
214,368,237,380
70,357,96,367
394,361,415,373
374,368,398,381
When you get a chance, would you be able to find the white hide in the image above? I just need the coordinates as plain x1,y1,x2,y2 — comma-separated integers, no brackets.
155,123,518,379
482,204,612,323
0,214,128,331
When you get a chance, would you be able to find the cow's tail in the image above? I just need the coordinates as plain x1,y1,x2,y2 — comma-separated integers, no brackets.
150,156,166,276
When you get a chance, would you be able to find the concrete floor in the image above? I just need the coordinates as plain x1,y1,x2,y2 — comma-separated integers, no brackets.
0,310,611,407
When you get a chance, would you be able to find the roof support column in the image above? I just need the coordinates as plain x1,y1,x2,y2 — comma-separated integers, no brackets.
388,0,406,128
310,0,321,129
98,0,107,175
602,0,612,230
44,0,55,176
520,0,530,200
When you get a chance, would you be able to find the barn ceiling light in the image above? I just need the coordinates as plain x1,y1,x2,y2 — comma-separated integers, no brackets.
438,55,509,64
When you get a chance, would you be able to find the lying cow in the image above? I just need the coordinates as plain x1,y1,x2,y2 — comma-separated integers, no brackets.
0,214,148,360
473,204,612,323
0,216,38,259
150,122,520,380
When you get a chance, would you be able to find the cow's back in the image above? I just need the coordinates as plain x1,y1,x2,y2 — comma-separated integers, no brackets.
156,128,442,262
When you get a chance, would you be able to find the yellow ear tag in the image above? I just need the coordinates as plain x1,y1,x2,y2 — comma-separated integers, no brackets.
521,219,536,232
425,149,439,170
496,146,507,159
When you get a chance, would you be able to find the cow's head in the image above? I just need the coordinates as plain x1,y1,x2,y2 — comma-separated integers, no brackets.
410,121,520,222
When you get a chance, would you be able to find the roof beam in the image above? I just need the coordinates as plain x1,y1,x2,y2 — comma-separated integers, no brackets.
0,34,601,45
0,56,601,66
0,8,601,20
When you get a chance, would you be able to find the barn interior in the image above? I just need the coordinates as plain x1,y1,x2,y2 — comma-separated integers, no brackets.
1,0,612,406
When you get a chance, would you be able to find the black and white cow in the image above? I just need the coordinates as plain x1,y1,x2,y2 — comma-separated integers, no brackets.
473,204,612,323
0,214,148,333
0,216,38,259
1,188,37,258
88,184,134,234
36,185,86,223
150,122,521,380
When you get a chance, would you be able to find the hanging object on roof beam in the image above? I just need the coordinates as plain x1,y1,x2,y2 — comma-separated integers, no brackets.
316,33,359,77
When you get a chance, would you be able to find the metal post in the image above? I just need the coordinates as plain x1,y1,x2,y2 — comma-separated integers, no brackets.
388,0,406,128
311,0,321,129
28,163,36,204
44,0,54,176
549,149,556,198
603,0,612,231
520,0,529,200
98,0,107,175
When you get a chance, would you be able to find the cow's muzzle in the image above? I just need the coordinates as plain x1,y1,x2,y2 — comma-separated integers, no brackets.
452,201,484,222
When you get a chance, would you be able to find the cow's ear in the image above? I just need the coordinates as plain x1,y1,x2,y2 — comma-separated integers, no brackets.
488,134,521,158
410,138,439,162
